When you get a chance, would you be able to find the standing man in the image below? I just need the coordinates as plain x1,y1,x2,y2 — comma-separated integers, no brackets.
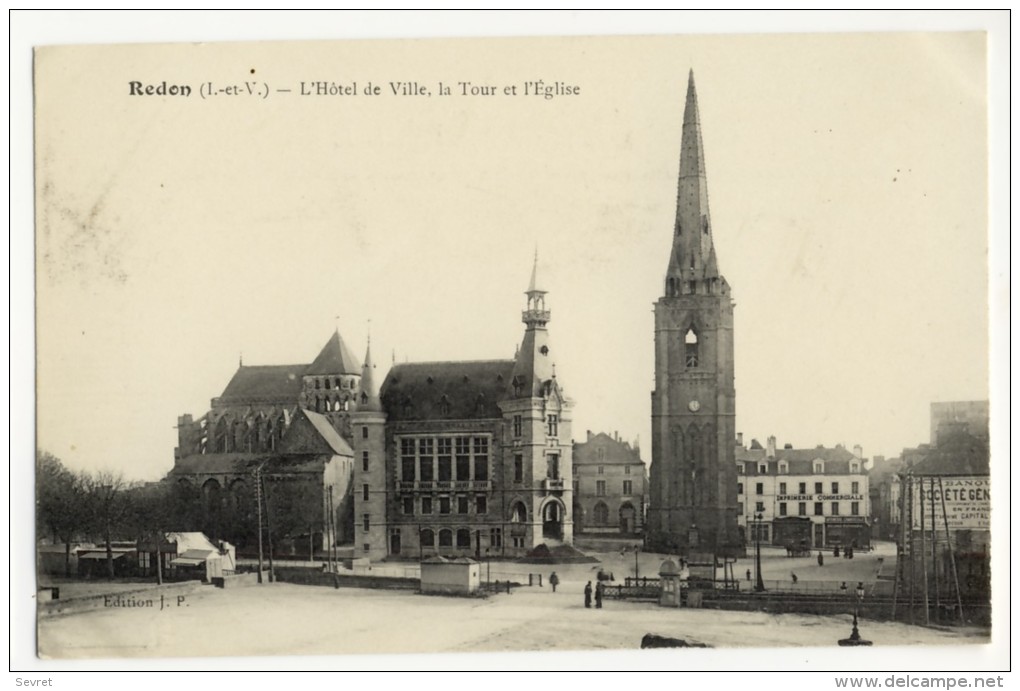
817,551,824,567
584,581,593,608
595,581,604,609
549,572,559,593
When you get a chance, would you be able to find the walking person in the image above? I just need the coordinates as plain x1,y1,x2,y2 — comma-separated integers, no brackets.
549,571,559,593
595,581,604,609
746,568,751,581
817,551,824,567
584,581,592,608
791,572,798,585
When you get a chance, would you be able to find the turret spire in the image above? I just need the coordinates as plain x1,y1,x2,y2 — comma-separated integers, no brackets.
664,70,727,297
358,337,381,412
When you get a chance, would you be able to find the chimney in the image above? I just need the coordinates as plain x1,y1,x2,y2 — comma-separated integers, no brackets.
766,435,777,459
736,432,744,446
587,430,593,442
614,431,619,441
853,444,863,460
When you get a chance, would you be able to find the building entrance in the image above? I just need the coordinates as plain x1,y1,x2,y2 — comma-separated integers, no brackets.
542,502,563,540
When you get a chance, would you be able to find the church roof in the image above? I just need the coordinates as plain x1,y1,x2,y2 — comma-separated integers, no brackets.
219,365,306,403
306,331,361,376
574,432,643,465
296,408,354,456
381,360,515,421
169,452,331,476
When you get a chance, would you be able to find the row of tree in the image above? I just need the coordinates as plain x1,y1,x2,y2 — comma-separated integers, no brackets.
37,451,346,581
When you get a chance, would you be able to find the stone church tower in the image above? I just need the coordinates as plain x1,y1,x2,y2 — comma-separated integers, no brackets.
647,71,740,555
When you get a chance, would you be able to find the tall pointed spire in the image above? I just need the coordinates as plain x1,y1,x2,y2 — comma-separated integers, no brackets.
664,70,726,294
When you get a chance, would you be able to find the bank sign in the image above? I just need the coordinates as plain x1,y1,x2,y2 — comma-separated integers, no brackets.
909,476,989,530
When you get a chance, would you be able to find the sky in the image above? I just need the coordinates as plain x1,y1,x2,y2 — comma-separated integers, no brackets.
24,18,1000,487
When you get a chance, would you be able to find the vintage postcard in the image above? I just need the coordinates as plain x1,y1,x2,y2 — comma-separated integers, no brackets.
23,21,1006,672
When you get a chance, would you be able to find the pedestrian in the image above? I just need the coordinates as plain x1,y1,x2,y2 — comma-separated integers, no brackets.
834,545,840,558
506,580,512,594
584,581,592,608
595,581,604,609
791,573,798,585
746,568,751,581
839,581,848,594
549,571,559,593
817,551,824,567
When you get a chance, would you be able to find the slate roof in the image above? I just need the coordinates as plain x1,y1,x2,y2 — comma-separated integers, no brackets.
381,360,515,421
169,453,331,476
306,331,361,376
574,432,643,465
219,365,306,403
300,408,354,456
736,445,861,475
906,432,989,477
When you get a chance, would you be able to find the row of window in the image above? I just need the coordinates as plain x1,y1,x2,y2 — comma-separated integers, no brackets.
397,494,488,516
739,481,861,495
511,414,559,438
592,480,633,496
742,461,862,475
399,436,489,482
740,501,861,517
592,462,633,474
311,376,355,391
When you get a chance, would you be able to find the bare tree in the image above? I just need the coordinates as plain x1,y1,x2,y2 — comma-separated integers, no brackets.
35,451,86,576
81,470,131,579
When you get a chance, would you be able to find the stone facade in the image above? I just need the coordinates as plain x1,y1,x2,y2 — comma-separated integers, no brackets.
735,436,870,549
647,71,740,555
171,332,361,553
352,257,574,562
573,431,647,535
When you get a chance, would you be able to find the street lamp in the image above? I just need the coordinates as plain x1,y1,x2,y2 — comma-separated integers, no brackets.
839,581,872,646
753,512,766,593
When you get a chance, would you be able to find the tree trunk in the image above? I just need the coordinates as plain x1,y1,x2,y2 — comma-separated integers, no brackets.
64,540,72,577
155,532,163,585
105,527,114,579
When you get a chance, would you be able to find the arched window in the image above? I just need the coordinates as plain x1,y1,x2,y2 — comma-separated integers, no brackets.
510,502,527,523
593,501,610,525
684,327,699,368
420,529,435,547
456,529,471,548
438,529,453,547
214,417,230,453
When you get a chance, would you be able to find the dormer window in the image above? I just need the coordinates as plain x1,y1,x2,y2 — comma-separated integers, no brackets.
438,395,451,416
778,461,789,474
813,460,824,474
850,462,859,474
758,464,767,474
512,376,524,397
684,328,699,368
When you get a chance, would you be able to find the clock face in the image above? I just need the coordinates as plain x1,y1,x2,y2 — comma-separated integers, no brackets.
688,400,701,412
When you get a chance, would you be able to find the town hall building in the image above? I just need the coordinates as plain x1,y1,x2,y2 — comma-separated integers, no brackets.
352,257,574,562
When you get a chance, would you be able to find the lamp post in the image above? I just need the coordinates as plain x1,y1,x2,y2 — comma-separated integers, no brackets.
485,548,491,590
753,512,766,592
634,545,640,581
839,581,873,646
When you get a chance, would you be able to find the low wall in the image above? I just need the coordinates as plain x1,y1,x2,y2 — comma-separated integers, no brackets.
38,580,207,618
271,567,418,591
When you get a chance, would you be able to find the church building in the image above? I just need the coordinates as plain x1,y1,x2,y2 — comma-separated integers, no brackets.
352,257,574,562
646,71,741,555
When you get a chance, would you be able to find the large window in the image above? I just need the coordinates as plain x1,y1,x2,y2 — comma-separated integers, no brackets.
799,482,807,494
831,482,839,494
755,482,763,495
514,455,523,483
362,514,370,531
814,482,823,495
596,480,607,497
455,437,471,481
401,438,416,481
593,502,609,525
490,528,502,548
362,451,369,472
457,496,469,514
438,529,453,547
798,502,807,516
419,438,434,482
851,502,859,516
437,437,453,481
547,454,560,480
851,481,860,494
779,482,787,494
779,502,787,516
439,497,451,514
362,484,369,501
831,502,840,516
737,482,743,495
420,529,435,547
513,415,522,437
402,497,413,515
813,502,823,516
547,415,559,437
456,529,471,548
421,497,432,515
474,437,488,481
476,495,487,514
623,480,633,495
